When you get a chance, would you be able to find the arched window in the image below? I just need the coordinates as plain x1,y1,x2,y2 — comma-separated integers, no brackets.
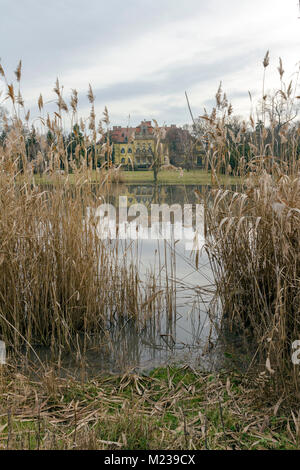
128,148,132,153
121,157,125,163
121,148,125,154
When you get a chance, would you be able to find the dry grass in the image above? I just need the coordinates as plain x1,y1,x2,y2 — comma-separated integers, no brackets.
0,172,132,350
1,56,300,450
0,63,173,360
198,54,300,397
205,171,300,391
0,365,298,450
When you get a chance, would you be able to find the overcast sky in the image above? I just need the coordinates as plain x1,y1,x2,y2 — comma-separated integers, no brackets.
0,0,300,127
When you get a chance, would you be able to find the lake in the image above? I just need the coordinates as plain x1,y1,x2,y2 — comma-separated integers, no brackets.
57,182,222,376
23,182,232,377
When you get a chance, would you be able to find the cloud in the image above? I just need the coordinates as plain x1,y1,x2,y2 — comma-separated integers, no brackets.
1,0,299,126
87,51,254,102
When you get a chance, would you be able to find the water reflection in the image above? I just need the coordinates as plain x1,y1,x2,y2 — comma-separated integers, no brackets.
80,183,218,374
26,183,220,376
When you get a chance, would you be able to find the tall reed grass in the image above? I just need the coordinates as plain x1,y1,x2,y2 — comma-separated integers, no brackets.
199,54,300,395
0,62,172,361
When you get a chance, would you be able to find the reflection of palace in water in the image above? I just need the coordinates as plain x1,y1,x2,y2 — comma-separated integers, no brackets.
109,184,208,208
112,185,169,206
127,186,156,205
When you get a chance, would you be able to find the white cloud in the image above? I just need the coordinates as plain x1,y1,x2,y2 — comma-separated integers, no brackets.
1,0,300,127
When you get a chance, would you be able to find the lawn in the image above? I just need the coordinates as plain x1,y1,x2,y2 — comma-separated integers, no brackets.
33,169,240,186
121,169,240,185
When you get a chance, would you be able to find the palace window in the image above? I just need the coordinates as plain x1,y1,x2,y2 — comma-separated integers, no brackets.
121,148,125,154
128,148,132,153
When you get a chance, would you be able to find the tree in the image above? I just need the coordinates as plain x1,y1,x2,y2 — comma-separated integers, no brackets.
165,125,196,169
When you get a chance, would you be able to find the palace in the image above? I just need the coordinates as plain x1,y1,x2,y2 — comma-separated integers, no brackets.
111,120,160,169
97,120,204,170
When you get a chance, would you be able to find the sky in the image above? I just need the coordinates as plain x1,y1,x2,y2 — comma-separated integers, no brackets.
0,0,300,128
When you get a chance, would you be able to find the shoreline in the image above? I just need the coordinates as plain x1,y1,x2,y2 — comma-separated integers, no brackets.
32,169,240,186
0,365,295,450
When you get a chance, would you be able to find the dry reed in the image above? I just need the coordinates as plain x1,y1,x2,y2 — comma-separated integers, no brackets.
198,54,300,396
0,62,170,362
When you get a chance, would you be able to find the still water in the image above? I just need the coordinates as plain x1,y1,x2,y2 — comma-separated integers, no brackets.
72,183,220,375
29,183,223,376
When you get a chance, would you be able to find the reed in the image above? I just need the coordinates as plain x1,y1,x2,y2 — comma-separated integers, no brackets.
198,54,300,395
0,63,173,362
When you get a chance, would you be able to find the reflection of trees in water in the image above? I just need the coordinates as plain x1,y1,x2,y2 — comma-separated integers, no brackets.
34,183,218,373
109,184,209,206
38,182,239,209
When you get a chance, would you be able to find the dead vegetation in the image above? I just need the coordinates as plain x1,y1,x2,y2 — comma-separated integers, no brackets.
199,53,300,398
0,61,175,359
1,55,300,450
0,365,298,450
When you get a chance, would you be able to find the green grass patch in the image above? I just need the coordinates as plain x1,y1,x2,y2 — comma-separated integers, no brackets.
32,169,240,186
0,366,297,450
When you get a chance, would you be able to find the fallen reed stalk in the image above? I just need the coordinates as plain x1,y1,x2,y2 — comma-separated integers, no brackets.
0,364,298,450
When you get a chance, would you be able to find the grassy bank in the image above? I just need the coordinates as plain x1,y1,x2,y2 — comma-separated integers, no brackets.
120,169,240,185
32,169,240,186
0,365,297,450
